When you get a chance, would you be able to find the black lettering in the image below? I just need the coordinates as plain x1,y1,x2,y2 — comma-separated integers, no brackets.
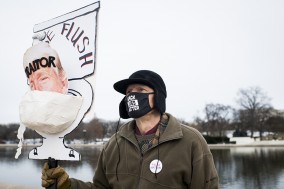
33,59,40,70
40,57,49,67
61,22,92,57
46,30,55,42
71,28,84,47
32,61,38,72
77,36,89,53
29,62,35,73
49,56,56,68
25,66,31,78
79,52,93,67
24,56,58,78
61,23,69,34
66,22,74,40
62,23,70,40
29,63,35,75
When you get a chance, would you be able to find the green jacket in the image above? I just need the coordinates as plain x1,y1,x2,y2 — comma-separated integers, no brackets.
71,113,219,189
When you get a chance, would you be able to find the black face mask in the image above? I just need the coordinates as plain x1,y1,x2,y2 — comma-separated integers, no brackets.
124,92,154,118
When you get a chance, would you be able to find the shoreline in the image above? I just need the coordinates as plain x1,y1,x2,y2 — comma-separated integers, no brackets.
1,141,284,148
209,140,284,148
209,143,284,148
0,143,104,147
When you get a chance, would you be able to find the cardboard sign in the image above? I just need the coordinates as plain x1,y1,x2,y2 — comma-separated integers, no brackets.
17,2,100,161
33,2,99,80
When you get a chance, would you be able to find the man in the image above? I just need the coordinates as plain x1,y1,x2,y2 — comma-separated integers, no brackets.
41,70,220,189
23,42,68,94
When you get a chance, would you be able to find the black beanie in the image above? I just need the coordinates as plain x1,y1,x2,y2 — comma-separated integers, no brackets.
113,70,167,119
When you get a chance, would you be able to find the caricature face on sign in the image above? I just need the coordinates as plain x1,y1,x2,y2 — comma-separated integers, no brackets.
20,42,83,136
16,2,100,161
23,42,68,94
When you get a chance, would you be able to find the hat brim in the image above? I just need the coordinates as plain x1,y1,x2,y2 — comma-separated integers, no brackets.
113,78,154,95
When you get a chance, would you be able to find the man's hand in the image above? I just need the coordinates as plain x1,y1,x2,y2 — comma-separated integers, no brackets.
41,162,71,189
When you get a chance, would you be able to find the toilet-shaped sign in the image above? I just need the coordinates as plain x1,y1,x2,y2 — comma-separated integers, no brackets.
16,1,100,161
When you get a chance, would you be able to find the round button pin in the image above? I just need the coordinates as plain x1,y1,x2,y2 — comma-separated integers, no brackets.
149,159,163,173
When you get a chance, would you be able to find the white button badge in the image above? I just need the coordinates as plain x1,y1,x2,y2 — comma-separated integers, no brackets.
149,159,163,174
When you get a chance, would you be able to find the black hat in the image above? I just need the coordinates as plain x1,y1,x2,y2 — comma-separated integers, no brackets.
114,70,167,119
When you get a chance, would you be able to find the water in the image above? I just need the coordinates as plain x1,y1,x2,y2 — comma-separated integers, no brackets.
0,146,101,188
211,146,284,189
1,146,284,189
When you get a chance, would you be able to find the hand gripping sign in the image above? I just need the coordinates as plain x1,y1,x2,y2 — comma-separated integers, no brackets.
16,2,100,161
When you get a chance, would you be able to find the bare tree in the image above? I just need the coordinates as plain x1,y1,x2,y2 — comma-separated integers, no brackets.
266,114,284,135
256,107,273,139
204,103,232,137
84,118,104,141
101,120,120,137
232,108,250,136
236,86,271,139
194,116,207,134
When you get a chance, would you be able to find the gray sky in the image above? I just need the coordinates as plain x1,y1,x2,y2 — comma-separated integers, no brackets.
1,0,284,124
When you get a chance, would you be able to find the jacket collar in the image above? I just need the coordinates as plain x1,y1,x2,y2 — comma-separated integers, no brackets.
119,113,183,145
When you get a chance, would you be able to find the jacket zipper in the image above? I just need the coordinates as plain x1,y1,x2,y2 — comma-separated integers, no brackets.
123,136,144,189
135,152,143,189
135,137,181,188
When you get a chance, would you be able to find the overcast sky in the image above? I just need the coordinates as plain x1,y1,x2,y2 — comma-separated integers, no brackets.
1,0,284,124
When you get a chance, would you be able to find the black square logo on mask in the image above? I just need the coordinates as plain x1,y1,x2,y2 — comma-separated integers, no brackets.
127,95,140,112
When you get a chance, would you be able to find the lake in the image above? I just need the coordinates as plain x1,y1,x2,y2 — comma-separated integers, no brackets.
0,145,284,189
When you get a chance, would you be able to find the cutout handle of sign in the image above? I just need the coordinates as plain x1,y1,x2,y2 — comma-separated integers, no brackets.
47,157,58,189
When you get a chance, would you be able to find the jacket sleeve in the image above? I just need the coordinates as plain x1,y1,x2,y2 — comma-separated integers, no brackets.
93,148,112,189
70,148,111,189
70,179,96,189
184,126,220,189
188,130,219,189
190,152,219,189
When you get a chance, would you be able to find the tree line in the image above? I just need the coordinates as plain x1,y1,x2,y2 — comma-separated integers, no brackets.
193,86,284,140
0,119,121,144
0,86,283,144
